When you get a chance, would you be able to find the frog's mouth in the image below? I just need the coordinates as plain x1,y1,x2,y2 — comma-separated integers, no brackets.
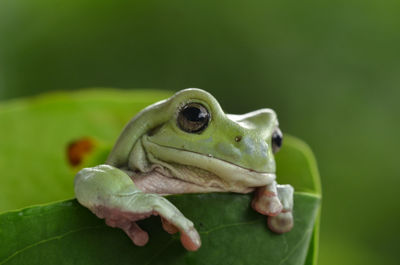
137,137,276,194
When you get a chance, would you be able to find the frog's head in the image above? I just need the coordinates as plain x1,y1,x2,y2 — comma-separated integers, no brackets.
107,88,283,193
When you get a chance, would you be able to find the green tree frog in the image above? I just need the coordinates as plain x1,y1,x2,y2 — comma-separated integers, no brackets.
74,88,294,251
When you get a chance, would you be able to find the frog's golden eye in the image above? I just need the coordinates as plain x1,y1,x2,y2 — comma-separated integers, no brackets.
177,102,210,133
272,128,283,153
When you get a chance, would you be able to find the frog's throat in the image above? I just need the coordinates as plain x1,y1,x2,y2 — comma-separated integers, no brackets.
129,136,276,189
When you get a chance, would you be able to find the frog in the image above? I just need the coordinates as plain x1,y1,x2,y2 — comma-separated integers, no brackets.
74,88,294,251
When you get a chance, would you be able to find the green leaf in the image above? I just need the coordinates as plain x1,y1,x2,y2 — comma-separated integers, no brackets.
0,193,320,265
275,136,322,265
276,137,321,196
0,90,321,264
0,89,172,212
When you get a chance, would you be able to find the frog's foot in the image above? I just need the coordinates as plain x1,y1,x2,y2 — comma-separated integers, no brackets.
267,184,294,234
91,195,201,251
75,165,201,251
252,181,283,216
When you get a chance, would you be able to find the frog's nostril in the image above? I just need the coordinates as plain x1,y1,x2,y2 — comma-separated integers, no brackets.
235,136,242,142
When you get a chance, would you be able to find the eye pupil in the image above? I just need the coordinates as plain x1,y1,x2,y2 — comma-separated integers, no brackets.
182,107,206,122
178,103,210,133
272,128,283,153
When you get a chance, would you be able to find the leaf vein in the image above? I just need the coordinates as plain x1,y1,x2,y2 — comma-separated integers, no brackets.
200,219,261,234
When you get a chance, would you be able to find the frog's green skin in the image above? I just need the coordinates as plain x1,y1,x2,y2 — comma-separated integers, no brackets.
74,88,294,251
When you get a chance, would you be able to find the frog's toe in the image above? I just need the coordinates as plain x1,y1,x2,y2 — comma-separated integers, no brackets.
267,211,294,234
180,227,201,251
126,222,149,246
104,216,150,246
252,183,284,216
161,217,201,251
94,205,152,247
252,196,283,216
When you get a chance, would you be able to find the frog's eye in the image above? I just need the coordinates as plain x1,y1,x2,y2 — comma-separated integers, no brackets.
271,128,283,153
177,102,210,133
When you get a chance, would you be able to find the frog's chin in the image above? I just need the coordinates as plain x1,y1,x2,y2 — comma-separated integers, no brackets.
141,137,276,190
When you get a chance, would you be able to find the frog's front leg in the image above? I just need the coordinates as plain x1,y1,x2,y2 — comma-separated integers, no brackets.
252,182,294,233
74,164,201,251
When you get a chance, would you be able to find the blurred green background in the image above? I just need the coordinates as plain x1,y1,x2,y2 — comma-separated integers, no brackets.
0,0,399,264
